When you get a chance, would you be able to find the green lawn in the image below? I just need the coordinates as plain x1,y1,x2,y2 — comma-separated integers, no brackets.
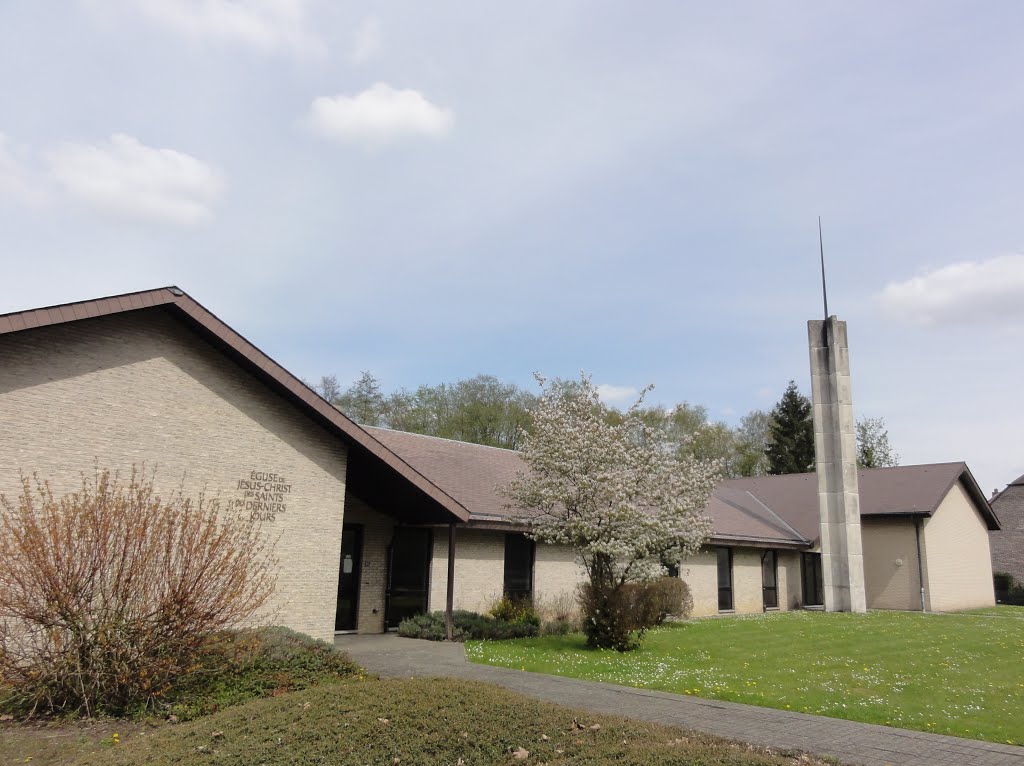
466,608,1024,745
1,677,840,766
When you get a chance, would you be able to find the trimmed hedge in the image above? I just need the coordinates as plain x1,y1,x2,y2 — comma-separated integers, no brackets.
397,610,539,641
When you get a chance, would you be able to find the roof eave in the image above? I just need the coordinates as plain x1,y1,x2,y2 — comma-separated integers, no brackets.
0,286,472,524
708,534,810,550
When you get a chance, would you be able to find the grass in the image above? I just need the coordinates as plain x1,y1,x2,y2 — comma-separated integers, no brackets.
1,677,841,766
466,608,1024,745
0,718,152,765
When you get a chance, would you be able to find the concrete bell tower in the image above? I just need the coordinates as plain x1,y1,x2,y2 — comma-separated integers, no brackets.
808,316,867,613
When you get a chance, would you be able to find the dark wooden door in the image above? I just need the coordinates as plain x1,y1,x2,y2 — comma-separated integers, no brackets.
335,524,363,631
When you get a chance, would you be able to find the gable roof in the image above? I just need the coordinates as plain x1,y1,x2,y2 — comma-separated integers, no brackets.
365,427,525,523
0,287,1000,541
721,462,999,539
358,427,1000,542
0,287,470,524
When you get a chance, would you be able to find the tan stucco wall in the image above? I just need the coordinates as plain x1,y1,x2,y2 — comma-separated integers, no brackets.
862,518,922,610
921,482,996,611
342,494,395,634
684,546,800,617
0,312,348,642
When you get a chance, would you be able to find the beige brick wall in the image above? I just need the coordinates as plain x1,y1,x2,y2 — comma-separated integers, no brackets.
429,528,505,614
684,546,801,617
778,551,802,610
428,532,585,616
685,548,720,616
342,494,395,634
0,312,348,643
863,518,922,610
921,482,996,611
732,548,766,613
534,541,586,608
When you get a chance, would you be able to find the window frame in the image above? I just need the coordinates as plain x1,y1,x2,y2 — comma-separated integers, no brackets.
715,546,734,612
503,533,536,603
801,551,824,607
761,549,778,610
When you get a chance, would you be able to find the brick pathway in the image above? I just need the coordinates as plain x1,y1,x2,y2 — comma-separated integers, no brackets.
336,634,1024,766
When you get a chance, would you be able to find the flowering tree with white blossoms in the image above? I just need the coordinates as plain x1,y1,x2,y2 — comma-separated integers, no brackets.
500,374,719,650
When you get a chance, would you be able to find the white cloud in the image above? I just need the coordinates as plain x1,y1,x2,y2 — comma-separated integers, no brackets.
110,0,323,56
350,16,381,64
595,383,638,405
306,83,454,147
0,133,47,205
46,134,225,226
878,254,1024,326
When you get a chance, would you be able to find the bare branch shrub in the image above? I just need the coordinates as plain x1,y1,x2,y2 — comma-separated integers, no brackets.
534,591,580,624
0,468,277,717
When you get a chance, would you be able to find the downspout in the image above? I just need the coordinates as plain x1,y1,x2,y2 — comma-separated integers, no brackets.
914,517,926,611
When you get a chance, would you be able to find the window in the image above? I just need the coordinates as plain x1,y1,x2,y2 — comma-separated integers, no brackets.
761,550,778,610
385,527,432,629
503,534,535,603
801,552,824,607
716,547,733,611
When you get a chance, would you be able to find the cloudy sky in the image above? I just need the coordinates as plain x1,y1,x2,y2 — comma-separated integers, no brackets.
1,1,1022,493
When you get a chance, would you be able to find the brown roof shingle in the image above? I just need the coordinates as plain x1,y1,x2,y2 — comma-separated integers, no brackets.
1,287,999,544
362,427,999,544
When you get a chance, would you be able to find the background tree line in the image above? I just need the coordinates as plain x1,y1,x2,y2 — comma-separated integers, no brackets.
312,372,898,477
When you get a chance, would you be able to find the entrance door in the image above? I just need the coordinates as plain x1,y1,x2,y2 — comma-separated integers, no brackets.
335,524,363,631
385,527,433,629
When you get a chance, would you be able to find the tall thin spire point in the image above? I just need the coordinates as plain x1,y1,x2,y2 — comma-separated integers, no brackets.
819,216,829,319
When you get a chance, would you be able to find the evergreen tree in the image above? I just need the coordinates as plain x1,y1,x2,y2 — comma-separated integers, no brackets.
766,381,815,475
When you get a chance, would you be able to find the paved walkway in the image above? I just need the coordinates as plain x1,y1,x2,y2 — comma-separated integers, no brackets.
336,634,1024,766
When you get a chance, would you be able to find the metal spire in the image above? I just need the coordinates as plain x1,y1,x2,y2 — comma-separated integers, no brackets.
819,216,829,319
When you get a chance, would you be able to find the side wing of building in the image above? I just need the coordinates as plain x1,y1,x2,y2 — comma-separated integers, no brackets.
0,308,349,641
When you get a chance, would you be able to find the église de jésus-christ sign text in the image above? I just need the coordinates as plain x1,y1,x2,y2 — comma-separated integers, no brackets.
235,470,292,522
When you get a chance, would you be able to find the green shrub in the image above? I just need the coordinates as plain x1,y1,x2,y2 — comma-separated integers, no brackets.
396,612,466,641
638,576,694,624
397,611,538,641
578,584,639,651
161,627,360,721
490,597,541,626
993,573,1024,605
579,577,694,651
540,619,573,636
